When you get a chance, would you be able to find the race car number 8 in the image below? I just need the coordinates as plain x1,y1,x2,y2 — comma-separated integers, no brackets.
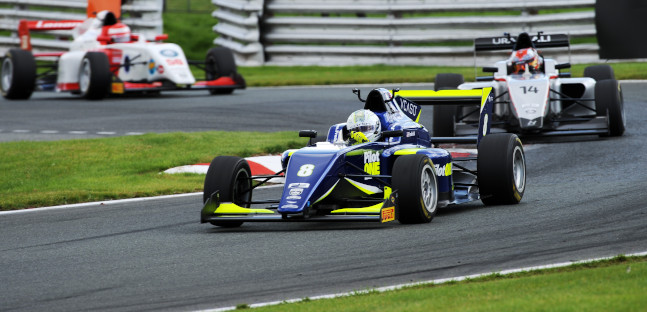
297,164,315,177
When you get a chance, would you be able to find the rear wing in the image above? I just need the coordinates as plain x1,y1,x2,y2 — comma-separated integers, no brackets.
18,20,84,50
474,33,571,52
393,88,494,146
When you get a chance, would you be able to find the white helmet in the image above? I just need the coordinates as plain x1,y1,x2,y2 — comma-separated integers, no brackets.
346,109,381,144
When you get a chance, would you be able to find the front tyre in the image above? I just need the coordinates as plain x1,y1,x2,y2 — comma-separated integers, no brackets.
1,49,36,99
392,154,438,224
205,47,238,95
203,156,252,227
595,79,625,137
477,133,525,205
79,52,111,100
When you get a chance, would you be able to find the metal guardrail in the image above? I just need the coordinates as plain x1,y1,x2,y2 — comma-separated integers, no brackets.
0,0,163,53
212,0,599,66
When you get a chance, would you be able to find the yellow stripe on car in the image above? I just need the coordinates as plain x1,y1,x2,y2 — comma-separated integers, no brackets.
215,203,275,214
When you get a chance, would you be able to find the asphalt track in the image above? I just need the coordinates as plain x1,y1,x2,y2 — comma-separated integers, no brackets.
1,83,647,311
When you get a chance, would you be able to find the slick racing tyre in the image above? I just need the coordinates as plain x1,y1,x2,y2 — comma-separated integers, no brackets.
595,79,625,137
1,49,36,100
203,156,252,227
584,64,615,81
433,73,464,136
477,133,525,205
205,47,237,95
392,154,438,224
79,52,111,100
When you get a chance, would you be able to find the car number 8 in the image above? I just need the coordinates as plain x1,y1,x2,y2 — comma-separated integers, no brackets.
297,164,315,177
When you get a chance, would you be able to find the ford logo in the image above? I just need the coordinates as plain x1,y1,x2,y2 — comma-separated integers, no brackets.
160,49,178,57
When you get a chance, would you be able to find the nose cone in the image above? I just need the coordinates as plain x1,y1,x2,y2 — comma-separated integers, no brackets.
519,117,543,129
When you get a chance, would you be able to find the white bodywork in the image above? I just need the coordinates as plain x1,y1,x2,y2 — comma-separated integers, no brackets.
56,16,195,89
459,58,596,131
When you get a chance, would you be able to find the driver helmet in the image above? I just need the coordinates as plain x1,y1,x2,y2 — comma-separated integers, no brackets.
510,48,542,74
97,10,131,43
346,109,381,144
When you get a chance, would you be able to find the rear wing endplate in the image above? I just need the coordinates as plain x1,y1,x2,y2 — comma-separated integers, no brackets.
394,88,494,146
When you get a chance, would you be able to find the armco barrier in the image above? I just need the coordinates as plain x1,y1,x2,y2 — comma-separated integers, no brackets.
0,0,162,53
212,0,599,66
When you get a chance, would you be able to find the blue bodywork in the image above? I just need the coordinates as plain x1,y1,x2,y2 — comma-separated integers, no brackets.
201,87,492,223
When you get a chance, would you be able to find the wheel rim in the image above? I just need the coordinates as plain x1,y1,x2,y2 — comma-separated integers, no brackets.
512,146,526,192
420,164,437,213
1,58,13,91
79,59,91,93
233,168,251,208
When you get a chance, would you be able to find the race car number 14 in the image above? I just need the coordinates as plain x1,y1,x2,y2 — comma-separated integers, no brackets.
297,164,315,177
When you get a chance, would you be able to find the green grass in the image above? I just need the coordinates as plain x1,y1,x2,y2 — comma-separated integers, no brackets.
0,131,303,210
247,255,647,312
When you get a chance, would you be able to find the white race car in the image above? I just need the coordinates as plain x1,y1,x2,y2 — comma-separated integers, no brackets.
432,32,625,138
1,4,244,100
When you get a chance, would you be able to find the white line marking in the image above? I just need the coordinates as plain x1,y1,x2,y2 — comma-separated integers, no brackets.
0,185,283,216
41,130,59,134
12,130,30,133
69,131,88,134
196,251,647,312
96,131,116,135
125,132,145,136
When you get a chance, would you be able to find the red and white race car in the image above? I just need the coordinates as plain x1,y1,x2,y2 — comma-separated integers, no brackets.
1,0,245,100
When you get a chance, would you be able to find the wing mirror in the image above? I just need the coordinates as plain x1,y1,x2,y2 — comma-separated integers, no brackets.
483,67,498,73
555,63,571,70
299,130,318,146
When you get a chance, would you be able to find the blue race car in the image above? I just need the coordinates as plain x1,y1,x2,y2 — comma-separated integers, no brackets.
201,87,526,227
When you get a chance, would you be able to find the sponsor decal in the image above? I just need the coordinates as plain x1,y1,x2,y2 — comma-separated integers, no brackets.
34,21,81,29
124,55,131,73
405,131,415,138
286,201,297,204
111,82,124,94
289,188,303,196
363,150,380,175
160,49,179,57
157,65,164,74
286,195,301,200
288,183,310,189
165,58,184,66
434,163,452,177
381,206,395,223
399,98,419,118
148,59,156,74
281,204,298,209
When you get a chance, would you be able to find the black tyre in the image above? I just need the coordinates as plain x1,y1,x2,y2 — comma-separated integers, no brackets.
79,52,111,100
205,47,237,95
477,133,525,205
392,154,438,224
595,79,625,137
584,64,615,81
433,73,464,136
1,49,36,99
203,156,252,227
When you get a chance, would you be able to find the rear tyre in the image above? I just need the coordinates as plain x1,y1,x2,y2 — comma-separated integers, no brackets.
477,133,525,205
584,64,615,81
1,49,36,99
392,154,438,224
595,79,625,137
79,52,111,100
433,73,464,136
206,47,237,95
203,156,252,227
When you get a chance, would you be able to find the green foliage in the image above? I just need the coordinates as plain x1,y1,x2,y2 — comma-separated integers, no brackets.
250,256,647,312
0,131,303,210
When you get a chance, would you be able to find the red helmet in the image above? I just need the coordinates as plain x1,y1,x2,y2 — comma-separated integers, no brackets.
511,48,542,74
104,23,131,43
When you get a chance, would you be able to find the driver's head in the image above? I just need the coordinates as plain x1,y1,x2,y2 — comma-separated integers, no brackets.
346,109,381,144
511,48,541,74
97,10,131,43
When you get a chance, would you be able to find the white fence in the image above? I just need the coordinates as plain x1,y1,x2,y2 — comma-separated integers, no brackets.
212,0,599,66
0,0,163,53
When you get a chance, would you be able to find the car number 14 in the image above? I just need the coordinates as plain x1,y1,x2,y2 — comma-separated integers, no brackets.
520,86,539,94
